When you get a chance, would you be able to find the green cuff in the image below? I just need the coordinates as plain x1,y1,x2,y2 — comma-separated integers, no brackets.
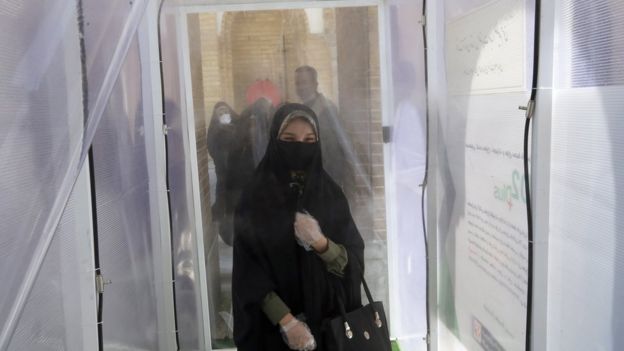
318,239,342,262
317,240,348,277
261,291,291,325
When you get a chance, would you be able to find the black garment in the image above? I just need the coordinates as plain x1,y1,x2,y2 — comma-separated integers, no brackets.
232,103,365,351
240,97,272,166
304,93,353,194
207,102,255,245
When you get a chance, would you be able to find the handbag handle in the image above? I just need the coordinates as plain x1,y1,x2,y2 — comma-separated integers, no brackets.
332,258,384,339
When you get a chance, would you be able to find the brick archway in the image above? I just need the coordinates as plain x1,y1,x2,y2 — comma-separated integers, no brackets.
220,10,310,111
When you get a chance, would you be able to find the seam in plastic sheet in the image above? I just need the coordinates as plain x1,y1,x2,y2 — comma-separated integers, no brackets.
0,0,149,347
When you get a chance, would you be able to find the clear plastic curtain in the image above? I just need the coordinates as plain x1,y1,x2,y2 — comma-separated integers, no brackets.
90,33,168,350
7,170,97,351
434,0,534,350
547,0,624,349
159,4,390,349
0,0,150,349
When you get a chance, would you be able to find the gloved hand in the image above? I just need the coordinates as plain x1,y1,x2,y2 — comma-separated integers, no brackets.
294,212,324,250
280,316,317,350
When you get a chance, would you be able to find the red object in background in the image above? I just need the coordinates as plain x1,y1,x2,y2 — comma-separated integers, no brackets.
245,79,282,107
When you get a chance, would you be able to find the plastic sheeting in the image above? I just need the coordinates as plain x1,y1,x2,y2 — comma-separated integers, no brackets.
7,168,97,351
0,1,98,348
0,0,168,349
91,34,165,350
547,0,624,349
167,5,395,349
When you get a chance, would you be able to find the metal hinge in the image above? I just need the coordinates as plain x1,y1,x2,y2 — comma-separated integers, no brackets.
162,124,169,135
382,126,392,143
419,15,426,27
519,99,536,120
95,274,112,294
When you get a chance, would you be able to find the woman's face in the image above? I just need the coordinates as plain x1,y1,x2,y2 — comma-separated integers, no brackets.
215,105,230,117
278,118,317,143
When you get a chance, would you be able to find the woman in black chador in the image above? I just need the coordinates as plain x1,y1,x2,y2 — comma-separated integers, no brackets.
232,103,364,350
207,101,255,246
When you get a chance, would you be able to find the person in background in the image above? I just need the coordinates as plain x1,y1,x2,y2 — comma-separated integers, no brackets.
294,65,356,194
240,97,273,167
232,103,364,351
207,101,255,246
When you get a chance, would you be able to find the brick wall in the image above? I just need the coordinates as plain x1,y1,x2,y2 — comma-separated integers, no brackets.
201,10,336,112
187,13,221,336
368,7,386,241
198,13,221,118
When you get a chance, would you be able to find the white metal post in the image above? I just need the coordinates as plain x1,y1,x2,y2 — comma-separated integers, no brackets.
176,10,213,350
424,0,445,349
377,0,400,343
138,0,179,350
529,0,555,348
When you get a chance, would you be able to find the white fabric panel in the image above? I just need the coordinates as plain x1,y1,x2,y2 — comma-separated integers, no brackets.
548,1,624,349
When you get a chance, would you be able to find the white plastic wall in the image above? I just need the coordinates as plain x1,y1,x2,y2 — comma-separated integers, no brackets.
546,0,624,349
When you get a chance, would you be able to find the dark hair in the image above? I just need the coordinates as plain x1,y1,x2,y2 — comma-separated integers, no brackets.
295,65,318,82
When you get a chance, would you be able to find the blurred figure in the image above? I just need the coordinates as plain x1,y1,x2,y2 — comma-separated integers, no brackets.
207,102,255,245
295,65,355,193
240,97,273,166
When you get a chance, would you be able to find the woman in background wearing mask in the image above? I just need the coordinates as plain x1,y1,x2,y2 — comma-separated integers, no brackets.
232,103,364,350
207,101,255,246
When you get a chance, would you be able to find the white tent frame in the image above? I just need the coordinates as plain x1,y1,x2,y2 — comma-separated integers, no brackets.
155,1,428,350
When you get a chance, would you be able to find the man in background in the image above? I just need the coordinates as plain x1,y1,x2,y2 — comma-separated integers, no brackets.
294,65,355,192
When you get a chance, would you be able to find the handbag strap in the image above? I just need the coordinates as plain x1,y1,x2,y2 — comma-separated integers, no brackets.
331,256,384,337
350,255,376,307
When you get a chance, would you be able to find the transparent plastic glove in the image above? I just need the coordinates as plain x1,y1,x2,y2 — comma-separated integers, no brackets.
294,212,324,250
280,317,317,350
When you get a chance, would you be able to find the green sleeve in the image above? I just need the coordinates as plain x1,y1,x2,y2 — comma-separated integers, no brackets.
261,291,291,325
317,239,348,277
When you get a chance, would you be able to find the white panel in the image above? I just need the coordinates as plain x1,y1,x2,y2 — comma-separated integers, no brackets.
547,0,624,349
548,86,624,351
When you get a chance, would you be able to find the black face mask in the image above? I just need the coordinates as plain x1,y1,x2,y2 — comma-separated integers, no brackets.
276,140,318,171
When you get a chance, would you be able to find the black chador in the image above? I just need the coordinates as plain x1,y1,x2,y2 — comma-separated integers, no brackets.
232,103,364,350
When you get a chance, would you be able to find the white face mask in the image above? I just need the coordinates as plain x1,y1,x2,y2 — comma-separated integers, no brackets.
219,113,232,124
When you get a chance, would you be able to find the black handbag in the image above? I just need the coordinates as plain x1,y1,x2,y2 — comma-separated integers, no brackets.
323,275,392,351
